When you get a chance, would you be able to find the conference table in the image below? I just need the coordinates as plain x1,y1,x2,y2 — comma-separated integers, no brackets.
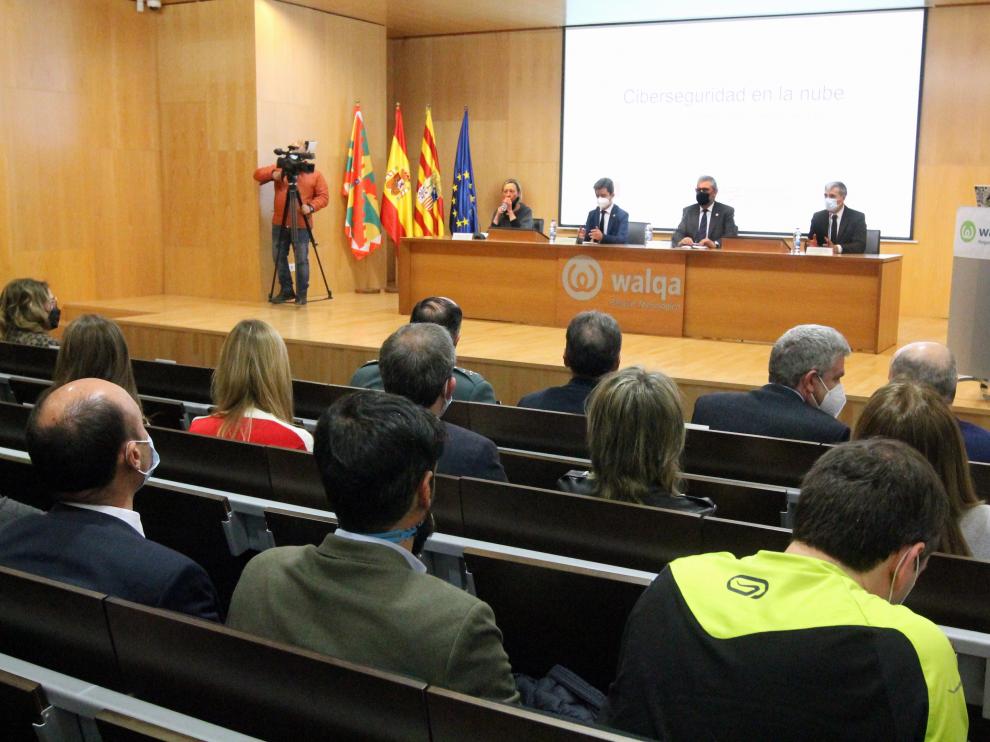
398,237,902,353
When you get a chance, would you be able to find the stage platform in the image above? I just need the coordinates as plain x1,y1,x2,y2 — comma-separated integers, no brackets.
62,293,990,429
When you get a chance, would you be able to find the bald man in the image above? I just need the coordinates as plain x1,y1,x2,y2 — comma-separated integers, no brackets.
889,341,990,463
0,379,221,621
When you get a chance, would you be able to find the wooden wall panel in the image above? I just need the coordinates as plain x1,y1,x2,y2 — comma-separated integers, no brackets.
254,0,388,296
0,0,163,302
389,29,563,238
158,0,262,301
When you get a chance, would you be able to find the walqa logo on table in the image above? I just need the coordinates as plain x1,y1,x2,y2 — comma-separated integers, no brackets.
960,220,977,243
562,255,683,302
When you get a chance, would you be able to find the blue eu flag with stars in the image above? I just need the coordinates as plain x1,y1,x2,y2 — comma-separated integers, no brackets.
449,109,477,233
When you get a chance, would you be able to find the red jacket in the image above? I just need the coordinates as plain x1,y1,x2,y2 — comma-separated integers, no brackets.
254,164,330,227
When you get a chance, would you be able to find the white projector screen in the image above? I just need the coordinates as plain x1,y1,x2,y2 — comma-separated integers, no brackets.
560,10,925,239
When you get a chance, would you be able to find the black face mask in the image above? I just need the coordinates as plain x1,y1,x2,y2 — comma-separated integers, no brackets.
411,511,435,557
696,190,712,206
48,306,61,330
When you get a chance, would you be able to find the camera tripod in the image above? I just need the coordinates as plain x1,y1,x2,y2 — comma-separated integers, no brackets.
268,174,333,304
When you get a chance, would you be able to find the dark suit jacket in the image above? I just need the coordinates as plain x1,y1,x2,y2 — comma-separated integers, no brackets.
671,201,738,247
518,377,597,415
0,504,221,621
692,383,850,444
580,205,630,244
490,200,534,229
350,361,497,403
960,420,990,464
440,422,507,482
808,207,867,254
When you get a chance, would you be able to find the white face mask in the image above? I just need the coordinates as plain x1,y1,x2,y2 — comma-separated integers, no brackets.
824,197,839,212
814,374,846,418
887,550,920,605
597,196,611,209
130,437,161,483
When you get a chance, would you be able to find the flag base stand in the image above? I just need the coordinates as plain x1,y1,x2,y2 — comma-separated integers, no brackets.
355,288,381,294
384,284,399,294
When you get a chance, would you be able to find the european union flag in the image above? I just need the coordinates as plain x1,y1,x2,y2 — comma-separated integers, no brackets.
449,109,477,233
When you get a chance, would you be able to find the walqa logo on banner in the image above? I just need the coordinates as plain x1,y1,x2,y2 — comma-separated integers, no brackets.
562,255,683,303
562,256,604,300
961,220,977,243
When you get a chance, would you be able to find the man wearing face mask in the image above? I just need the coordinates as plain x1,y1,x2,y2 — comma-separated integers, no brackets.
808,181,867,254
227,391,519,703
378,323,507,481
603,439,967,741
577,178,629,244
0,378,221,621
671,175,738,249
692,324,851,444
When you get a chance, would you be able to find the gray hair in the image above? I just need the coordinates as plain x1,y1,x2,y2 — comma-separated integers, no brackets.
697,175,718,191
769,324,851,388
593,177,615,194
825,181,848,198
889,342,958,402
379,323,455,408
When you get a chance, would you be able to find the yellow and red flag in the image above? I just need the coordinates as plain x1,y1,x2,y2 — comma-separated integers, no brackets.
381,103,414,248
342,104,383,260
413,106,445,237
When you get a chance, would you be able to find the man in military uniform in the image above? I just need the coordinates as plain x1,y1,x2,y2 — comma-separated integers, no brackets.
349,296,496,403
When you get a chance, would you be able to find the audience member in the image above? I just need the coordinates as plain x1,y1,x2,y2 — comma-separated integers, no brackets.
518,311,621,414
0,277,60,348
0,379,221,621
855,381,990,560
51,314,141,410
190,319,312,451
227,391,519,702
557,367,714,513
380,323,506,481
889,340,990,464
351,296,496,403
692,324,851,443
603,439,967,741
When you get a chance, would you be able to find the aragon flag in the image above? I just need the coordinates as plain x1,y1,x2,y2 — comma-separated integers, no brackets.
381,103,414,248
342,104,383,260
413,106,445,237
449,108,478,234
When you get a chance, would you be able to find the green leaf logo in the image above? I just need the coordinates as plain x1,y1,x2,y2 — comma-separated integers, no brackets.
960,221,977,243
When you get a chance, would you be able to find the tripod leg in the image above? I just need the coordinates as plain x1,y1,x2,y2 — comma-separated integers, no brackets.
270,190,297,302
301,213,332,301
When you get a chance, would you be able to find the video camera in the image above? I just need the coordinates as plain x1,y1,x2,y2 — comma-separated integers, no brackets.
274,144,315,179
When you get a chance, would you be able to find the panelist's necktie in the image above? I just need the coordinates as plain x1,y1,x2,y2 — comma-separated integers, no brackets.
695,209,709,243
830,214,838,244
599,209,606,232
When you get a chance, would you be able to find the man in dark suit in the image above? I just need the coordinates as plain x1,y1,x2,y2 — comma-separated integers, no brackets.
227,391,518,702
807,181,867,254
889,341,990,463
380,323,507,481
518,310,621,415
0,379,221,621
577,177,630,244
692,324,851,444
671,175,738,249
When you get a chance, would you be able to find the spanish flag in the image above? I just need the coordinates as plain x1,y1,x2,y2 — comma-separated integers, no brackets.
342,104,383,260
413,107,445,237
381,103,414,248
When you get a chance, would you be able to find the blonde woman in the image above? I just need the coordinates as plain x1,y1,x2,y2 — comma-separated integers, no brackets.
190,319,312,451
854,380,990,559
0,278,60,348
558,366,714,513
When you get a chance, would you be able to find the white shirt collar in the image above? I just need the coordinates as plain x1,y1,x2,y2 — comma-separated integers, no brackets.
333,528,427,573
65,503,145,536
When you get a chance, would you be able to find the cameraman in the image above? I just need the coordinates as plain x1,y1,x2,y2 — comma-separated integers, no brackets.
254,141,329,305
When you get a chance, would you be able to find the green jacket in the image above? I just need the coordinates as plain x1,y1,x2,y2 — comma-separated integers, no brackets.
349,360,497,403
227,535,519,703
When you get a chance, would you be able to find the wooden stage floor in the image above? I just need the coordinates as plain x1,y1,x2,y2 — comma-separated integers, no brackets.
63,293,990,428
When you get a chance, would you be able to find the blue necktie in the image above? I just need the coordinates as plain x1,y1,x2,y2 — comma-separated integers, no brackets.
695,209,709,243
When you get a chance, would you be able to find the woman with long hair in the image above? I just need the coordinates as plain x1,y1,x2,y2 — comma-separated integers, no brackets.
189,319,312,451
854,380,990,559
558,366,714,513
51,314,141,408
0,278,60,348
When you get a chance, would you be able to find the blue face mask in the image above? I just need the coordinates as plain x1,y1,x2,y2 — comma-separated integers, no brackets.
365,512,435,556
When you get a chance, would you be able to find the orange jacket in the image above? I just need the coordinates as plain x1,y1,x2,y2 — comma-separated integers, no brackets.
254,164,330,227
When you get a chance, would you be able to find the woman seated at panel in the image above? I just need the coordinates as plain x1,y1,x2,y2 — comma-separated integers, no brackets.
51,314,142,410
0,278,60,349
489,178,534,230
558,366,715,514
189,319,313,452
854,380,990,560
